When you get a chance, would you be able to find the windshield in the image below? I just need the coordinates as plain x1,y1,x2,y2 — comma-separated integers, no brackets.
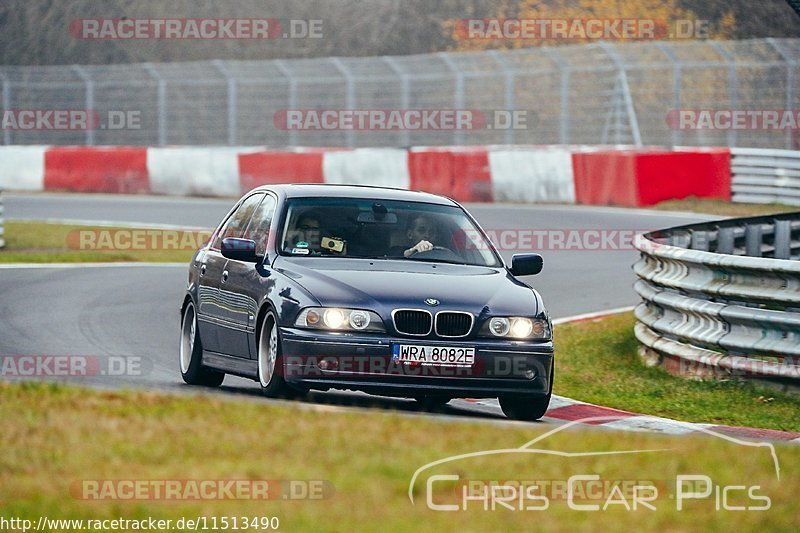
278,197,502,267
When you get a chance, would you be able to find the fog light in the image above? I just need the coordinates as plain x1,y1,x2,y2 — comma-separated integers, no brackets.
524,369,537,380
318,358,339,371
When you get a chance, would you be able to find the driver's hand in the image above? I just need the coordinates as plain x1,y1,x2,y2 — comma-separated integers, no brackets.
404,240,434,257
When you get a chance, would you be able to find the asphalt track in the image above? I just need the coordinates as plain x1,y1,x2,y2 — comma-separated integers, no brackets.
0,192,718,422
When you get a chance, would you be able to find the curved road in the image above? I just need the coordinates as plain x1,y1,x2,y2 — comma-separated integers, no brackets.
1,192,717,421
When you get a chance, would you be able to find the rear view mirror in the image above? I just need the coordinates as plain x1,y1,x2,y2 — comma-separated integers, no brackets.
510,253,543,276
221,238,261,263
357,211,398,224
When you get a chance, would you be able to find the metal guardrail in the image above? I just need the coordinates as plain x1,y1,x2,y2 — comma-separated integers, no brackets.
732,148,800,206
633,213,800,391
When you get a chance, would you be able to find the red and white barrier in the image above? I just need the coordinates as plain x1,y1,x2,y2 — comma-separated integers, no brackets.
0,145,734,207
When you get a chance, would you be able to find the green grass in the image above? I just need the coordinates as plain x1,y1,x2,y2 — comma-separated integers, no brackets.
0,221,207,263
652,197,799,217
0,381,797,532
553,313,800,432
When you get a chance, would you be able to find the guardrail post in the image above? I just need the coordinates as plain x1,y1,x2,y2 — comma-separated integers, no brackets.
690,229,710,251
669,231,691,248
774,219,792,259
0,189,5,249
745,224,763,257
716,226,735,255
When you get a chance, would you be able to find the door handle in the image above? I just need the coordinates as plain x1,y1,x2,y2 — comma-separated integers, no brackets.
221,270,229,283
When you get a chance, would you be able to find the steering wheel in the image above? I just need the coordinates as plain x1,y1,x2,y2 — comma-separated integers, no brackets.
409,246,462,262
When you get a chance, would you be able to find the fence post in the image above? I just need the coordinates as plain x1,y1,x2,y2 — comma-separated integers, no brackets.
709,42,739,148
597,41,643,147
489,50,517,145
0,189,5,249
382,56,411,148
656,42,683,148
1,72,10,145
544,48,570,145
274,60,298,147
143,63,167,146
438,53,465,146
767,38,797,150
213,60,237,146
71,65,95,146
330,58,356,148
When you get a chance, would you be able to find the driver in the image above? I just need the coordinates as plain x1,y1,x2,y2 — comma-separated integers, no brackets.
402,214,440,257
285,211,323,253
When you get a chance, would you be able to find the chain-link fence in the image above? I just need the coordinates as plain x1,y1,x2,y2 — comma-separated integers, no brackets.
2,38,799,149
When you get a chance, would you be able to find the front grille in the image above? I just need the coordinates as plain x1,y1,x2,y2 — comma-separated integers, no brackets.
435,312,473,337
393,310,432,336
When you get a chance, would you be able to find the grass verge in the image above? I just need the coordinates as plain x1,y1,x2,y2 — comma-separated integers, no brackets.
554,313,800,432
0,221,205,263
652,197,799,217
0,381,797,531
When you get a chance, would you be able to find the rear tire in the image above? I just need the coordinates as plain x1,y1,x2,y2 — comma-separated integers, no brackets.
257,311,298,398
180,302,225,387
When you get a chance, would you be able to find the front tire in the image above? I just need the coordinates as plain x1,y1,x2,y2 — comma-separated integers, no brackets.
257,311,297,398
499,394,551,421
180,302,225,387
414,396,452,411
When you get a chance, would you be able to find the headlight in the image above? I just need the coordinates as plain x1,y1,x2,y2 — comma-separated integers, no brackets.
489,317,510,336
295,307,385,333
482,317,550,340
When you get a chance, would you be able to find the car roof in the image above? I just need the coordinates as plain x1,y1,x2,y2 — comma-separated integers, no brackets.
252,184,458,206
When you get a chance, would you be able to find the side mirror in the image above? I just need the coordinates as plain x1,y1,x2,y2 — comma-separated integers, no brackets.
510,253,543,276
221,238,261,263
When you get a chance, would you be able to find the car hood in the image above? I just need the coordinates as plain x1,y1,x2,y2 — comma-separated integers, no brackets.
273,257,543,317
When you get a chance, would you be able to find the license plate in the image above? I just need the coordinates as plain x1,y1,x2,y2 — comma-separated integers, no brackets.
392,344,475,366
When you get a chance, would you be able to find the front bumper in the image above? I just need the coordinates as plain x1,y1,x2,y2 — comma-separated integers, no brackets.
279,327,554,398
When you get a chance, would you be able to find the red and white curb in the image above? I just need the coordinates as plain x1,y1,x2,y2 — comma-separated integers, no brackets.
463,308,800,444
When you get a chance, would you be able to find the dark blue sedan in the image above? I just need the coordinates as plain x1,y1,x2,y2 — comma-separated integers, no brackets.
179,184,554,420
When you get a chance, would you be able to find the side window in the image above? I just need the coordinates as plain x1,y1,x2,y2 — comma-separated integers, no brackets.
212,193,264,249
243,195,277,255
